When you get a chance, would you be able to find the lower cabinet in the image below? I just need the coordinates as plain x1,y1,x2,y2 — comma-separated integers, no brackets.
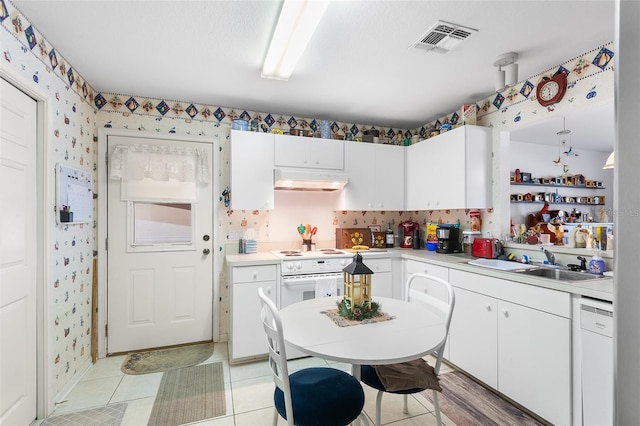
448,269,571,425
230,264,277,362
366,257,393,298
448,287,498,388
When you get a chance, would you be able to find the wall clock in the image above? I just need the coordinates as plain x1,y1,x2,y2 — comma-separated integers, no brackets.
536,71,568,107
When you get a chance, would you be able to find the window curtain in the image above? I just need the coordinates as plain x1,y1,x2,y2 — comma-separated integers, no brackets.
109,144,210,184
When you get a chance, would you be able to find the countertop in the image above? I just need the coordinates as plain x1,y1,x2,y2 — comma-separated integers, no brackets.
226,248,613,302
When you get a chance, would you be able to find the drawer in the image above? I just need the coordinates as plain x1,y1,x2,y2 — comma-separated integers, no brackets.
232,265,277,283
405,260,449,281
366,258,392,273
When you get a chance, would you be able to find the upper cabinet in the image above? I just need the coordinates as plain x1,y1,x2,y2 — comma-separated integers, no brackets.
340,143,404,211
406,125,492,210
274,135,344,170
230,130,274,210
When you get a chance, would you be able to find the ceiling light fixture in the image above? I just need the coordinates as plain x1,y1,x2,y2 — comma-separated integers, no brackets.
262,0,330,81
493,52,518,91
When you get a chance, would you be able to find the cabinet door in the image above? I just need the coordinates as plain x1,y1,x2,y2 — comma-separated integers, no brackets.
374,144,404,210
405,141,431,210
448,287,498,388
231,279,276,361
274,135,343,169
368,257,393,298
497,300,571,425
342,142,375,209
429,133,465,209
230,131,274,210
273,134,309,167
311,138,344,169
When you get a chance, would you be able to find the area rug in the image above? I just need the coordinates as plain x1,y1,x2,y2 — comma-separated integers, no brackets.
147,362,226,426
421,371,548,426
41,403,127,426
121,342,214,375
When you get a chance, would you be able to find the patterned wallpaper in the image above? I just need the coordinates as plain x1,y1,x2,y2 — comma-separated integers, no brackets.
1,0,98,398
1,0,615,407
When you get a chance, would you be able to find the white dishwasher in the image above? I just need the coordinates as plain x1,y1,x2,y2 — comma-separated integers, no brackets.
580,298,613,426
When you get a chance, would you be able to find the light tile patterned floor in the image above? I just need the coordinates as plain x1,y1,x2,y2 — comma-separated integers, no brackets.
31,343,453,425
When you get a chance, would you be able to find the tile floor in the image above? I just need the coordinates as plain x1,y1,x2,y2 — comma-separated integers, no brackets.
32,342,456,426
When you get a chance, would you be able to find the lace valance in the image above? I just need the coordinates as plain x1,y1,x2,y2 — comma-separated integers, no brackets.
110,144,209,183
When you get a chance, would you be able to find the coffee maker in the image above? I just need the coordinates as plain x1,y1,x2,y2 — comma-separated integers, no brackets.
399,221,418,248
436,225,462,253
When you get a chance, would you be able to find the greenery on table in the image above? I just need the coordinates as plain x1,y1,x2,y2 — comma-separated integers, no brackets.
336,298,381,321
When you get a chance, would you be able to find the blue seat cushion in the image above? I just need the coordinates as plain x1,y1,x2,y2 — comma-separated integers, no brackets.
274,367,364,426
360,364,425,394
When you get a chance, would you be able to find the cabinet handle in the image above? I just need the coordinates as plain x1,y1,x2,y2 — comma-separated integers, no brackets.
253,272,258,280
502,309,509,318
486,304,492,312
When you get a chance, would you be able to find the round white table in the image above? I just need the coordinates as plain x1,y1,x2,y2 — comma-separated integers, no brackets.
279,296,447,376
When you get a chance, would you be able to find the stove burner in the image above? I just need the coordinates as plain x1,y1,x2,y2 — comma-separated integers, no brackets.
279,250,301,255
319,249,346,255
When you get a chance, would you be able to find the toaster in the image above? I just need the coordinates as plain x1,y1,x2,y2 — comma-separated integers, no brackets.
472,238,503,259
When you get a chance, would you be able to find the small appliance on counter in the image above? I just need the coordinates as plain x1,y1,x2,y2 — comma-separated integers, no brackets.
399,221,419,248
472,237,503,259
436,225,462,253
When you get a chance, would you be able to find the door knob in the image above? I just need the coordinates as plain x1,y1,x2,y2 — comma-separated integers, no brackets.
203,235,210,241
203,248,211,255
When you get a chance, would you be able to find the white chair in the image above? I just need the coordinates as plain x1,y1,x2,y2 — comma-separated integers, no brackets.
258,287,365,426
360,273,456,426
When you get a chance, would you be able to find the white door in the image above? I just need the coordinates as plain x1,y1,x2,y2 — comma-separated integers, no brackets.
106,135,213,353
0,79,37,425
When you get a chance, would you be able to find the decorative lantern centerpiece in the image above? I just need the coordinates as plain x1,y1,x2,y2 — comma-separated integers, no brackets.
337,252,380,321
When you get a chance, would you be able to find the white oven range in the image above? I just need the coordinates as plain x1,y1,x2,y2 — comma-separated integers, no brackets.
272,249,353,359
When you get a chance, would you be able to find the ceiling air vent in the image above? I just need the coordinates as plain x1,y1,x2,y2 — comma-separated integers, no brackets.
412,20,477,54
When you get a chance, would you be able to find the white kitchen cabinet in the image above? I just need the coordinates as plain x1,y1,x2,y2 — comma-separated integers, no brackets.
230,264,277,362
274,134,344,170
405,125,492,210
366,257,394,298
230,130,274,210
404,259,449,283
341,143,404,210
448,286,498,388
497,299,571,426
448,269,571,425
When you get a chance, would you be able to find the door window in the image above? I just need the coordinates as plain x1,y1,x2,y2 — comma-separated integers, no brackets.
128,202,194,251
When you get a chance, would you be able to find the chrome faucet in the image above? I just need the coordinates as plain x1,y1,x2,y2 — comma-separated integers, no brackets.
540,246,556,265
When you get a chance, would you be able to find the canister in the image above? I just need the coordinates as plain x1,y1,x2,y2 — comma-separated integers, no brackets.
462,230,481,255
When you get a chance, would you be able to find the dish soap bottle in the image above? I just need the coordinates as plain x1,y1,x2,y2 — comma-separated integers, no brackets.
589,252,606,275
385,223,394,248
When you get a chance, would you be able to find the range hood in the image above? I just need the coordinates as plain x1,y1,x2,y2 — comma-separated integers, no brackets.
274,168,348,191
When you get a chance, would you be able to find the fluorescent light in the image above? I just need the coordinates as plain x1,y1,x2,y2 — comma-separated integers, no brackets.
262,0,329,81
603,151,615,169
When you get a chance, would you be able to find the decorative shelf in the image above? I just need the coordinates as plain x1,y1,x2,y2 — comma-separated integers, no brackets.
510,201,606,206
510,182,605,190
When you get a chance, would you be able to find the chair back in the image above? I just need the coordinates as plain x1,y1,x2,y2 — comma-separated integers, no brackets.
405,273,456,372
258,287,295,425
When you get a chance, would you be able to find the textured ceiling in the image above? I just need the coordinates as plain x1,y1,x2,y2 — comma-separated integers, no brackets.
12,0,615,136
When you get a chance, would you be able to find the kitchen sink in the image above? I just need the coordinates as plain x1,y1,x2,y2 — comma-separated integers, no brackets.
515,267,605,281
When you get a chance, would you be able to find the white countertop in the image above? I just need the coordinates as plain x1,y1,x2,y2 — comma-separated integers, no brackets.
226,248,614,302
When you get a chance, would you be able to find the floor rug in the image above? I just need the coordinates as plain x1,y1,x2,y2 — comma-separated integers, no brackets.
41,403,127,426
121,342,214,375
147,362,226,426
421,371,548,426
